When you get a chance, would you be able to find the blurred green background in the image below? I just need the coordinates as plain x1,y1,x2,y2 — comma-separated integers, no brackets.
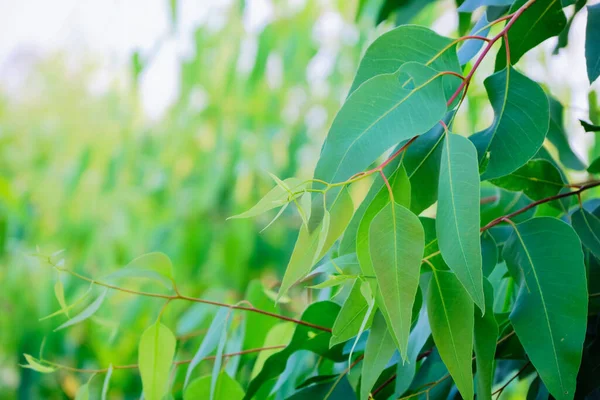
0,0,593,398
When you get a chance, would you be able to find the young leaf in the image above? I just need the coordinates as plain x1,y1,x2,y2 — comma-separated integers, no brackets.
54,280,69,318
104,252,175,289
472,67,549,180
21,354,55,373
495,0,566,70
101,364,113,400
277,210,330,300
184,308,230,387
312,61,450,191
330,279,371,347
55,288,108,331
348,25,461,94
228,177,303,219
503,217,587,400
317,187,354,260
184,373,245,400
427,270,474,400
370,202,424,358
586,4,600,83
437,133,485,311
474,279,498,400
571,209,600,259
490,159,564,201
138,321,176,400
360,311,396,400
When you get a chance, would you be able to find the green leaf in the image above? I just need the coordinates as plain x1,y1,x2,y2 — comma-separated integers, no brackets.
474,279,498,400
138,321,177,400
278,210,330,300
370,202,424,358
571,209,600,259
546,97,586,171
490,159,564,201
317,187,354,260
330,279,372,347
54,280,69,318
243,280,278,350
480,184,536,226
437,133,484,311
503,217,587,400
309,274,357,289
101,364,113,400
360,311,396,400
458,0,514,11
427,270,474,400
481,231,498,277
55,288,108,331
586,4,600,83
228,177,303,219
588,157,600,174
312,61,451,190
244,301,344,399
251,323,294,379
348,25,460,94
184,373,244,400
74,382,90,400
580,119,600,132
21,354,55,373
184,308,230,387
105,252,175,289
472,67,549,180
495,0,566,70
458,12,492,65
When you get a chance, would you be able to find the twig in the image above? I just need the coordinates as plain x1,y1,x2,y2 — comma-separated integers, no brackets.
491,361,531,398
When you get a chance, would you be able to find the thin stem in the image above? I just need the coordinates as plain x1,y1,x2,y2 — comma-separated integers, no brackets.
45,345,286,374
56,268,332,333
481,180,600,231
492,361,531,398
324,355,364,400
380,169,395,204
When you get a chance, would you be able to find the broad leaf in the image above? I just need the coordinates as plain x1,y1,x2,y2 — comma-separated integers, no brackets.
427,270,474,400
139,321,177,400
228,177,303,219
370,202,424,357
490,159,564,201
471,67,549,180
184,373,244,400
243,280,277,350
55,288,108,331
571,209,600,259
75,382,90,400
244,301,344,399
437,133,484,310
360,311,396,400
586,4,600,83
348,25,461,94
395,307,431,397
503,217,587,400
474,279,498,400
495,0,566,70
330,279,372,347
312,61,450,191
251,323,294,379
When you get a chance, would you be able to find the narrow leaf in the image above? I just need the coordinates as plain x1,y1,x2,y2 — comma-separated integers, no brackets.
21,354,55,373
228,177,303,219
138,321,176,400
458,0,514,12
571,209,600,259
586,4,600,83
54,280,69,318
55,289,108,331
101,364,113,400
360,311,396,400
427,270,474,400
437,133,484,311
330,279,371,347
503,217,587,400
474,279,498,400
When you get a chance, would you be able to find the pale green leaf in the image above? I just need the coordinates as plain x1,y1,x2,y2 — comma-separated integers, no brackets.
427,270,474,400
317,187,353,260
55,289,108,331
104,252,175,289
437,133,484,311
54,280,69,318
474,279,498,400
243,280,278,350
139,321,176,400
228,177,303,219
458,0,514,12
309,274,357,289
101,364,113,400
21,354,55,373
330,279,372,347
370,202,424,358
360,311,396,400
184,373,245,400
503,217,587,400
251,323,294,379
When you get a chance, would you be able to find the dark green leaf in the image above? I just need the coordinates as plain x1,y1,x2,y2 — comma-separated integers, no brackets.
490,159,564,201
580,119,600,132
586,4,600,83
503,217,587,400
588,157,600,173
546,97,586,171
437,133,484,310
481,231,498,277
571,209,600,259
474,280,499,400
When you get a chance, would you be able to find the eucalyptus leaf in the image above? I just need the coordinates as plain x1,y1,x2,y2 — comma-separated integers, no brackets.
571,209,600,259
586,4,600,83
138,321,177,400
360,311,396,400
490,159,564,201
55,288,108,331
474,279,498,400
184,373,245,400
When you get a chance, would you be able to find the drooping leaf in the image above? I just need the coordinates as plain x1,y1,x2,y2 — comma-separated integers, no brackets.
458,0,514,12
474,279,499,400
495,0,566,70
546,97,586,171
481,231,498,277
588,157,600,174
251,323,294,379
138,321,177,400
571,209,600,259
458,12,492,65
553,0,586,54
184,373,244,400
209,311,228,400
490,159,564,201
228,177,303,219
437,133,484,311
395,306,431,397
360,311,396,400
101,364,113,400
471,67,549,180
317,187,354,260
330,279,372,347
370,202,424,357
586,4,600,83
312,61,451,193
21,354,55,373
427,270,474,400
287,376,356,400
309,274,357,289
54,280,69,318
55,288,108,331
278,210,330,300
348,25,461,94
184,308,230,387
503,217,587,400
376,0,437,26
244,301,344,399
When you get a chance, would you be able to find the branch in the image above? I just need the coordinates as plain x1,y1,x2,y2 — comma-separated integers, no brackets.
491,361,531,398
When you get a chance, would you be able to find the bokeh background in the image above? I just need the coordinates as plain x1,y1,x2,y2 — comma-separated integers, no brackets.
0,0,597,398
